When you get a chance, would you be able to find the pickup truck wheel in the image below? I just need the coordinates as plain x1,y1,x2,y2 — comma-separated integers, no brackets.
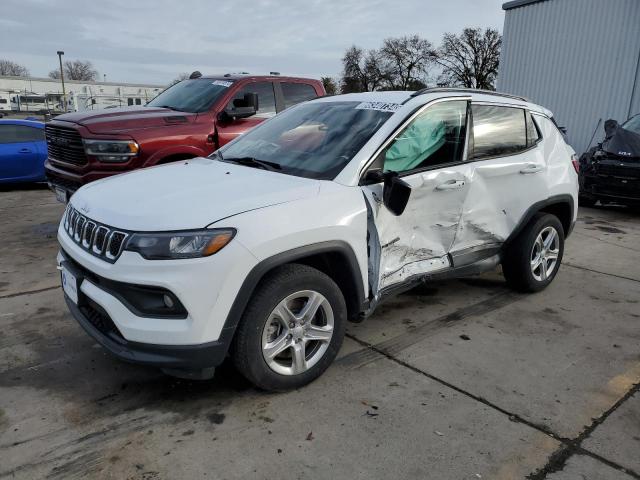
232,264,346,391
502,213,564,293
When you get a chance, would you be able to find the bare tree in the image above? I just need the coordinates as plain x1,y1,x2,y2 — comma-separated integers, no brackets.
169,72,190,86
0,59,29,77
340,46,386,93
321,76,338,95
49,60,98,81
434,28,501,90
379,35,432,90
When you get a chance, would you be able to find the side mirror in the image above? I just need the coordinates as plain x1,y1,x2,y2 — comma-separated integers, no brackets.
383,172,411,216
220,92,259,122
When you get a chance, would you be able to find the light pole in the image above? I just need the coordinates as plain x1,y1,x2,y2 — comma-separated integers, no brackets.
57,51,66,112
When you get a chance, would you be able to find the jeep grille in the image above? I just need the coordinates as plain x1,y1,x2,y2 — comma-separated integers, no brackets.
63,205,128,262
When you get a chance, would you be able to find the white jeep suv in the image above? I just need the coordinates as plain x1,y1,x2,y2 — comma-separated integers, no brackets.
57,89,578,391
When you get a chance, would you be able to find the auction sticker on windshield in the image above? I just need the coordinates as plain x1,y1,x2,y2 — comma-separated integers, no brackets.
355,102,402,112
61,265,79,304
212,80,233,87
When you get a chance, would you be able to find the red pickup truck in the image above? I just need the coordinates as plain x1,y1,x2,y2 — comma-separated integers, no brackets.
45,74,325,201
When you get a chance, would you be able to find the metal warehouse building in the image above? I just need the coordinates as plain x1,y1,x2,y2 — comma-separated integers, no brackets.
497,0,640,155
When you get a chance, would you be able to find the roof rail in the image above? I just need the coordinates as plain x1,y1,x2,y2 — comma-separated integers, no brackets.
410,87,529,102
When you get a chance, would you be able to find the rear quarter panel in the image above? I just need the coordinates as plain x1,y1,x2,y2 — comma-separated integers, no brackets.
534,114,579,220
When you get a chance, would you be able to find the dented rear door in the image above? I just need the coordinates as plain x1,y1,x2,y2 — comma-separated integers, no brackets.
449,104,549,263
362,99,471,293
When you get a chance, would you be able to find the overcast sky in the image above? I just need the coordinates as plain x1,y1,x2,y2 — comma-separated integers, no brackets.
1,0,505,85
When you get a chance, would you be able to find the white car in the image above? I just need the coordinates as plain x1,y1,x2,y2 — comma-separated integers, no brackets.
57,89,578,391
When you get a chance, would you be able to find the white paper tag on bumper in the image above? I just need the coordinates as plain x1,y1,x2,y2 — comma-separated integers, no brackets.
355,101,402,112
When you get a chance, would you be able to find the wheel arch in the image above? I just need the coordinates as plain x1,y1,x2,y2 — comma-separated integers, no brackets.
225,242,366,332
504,194,576,246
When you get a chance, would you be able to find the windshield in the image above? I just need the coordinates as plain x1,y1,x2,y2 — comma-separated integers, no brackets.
146,78,234,113
621,114,640,135
216,101,393,180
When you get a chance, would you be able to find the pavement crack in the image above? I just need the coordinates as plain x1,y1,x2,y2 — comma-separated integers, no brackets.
526,380,640,479
0,285,60,300
345,332,569,443
345,332,640,480
564,263,640,284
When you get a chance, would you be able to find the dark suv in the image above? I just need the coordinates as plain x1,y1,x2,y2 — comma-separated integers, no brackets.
44,74,325,201
579,114,640,206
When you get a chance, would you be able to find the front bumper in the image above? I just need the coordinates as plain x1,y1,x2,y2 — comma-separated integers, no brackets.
65,294,231,370
57,218,258,349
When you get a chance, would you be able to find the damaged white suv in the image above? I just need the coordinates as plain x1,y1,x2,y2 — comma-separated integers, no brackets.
57,89,578,391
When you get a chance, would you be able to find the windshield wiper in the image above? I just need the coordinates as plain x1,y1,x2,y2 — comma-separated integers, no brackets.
223,156,282,172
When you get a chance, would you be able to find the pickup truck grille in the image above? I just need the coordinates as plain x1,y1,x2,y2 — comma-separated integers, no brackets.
63,205,128,263
45,124,87,165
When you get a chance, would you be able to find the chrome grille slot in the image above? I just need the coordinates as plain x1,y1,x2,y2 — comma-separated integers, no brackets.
62,206,129,263
93,227,109,254
82,222,96,248
45,124,87,166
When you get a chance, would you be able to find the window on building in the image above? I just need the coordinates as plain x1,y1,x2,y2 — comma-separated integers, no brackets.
135,98,142,105
127,98,134,106
227,82,276,116
281,82,318,109
471,105,527,159
0,99,7,104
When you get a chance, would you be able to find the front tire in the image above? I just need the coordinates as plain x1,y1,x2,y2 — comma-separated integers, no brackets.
232,264,346,391
502,213,565,293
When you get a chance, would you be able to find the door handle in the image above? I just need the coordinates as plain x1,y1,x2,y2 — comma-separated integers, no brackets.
435,179,466,191
19,148,32,153
520,164,543,174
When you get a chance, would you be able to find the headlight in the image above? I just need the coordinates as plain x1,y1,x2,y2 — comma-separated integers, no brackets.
83,139,139,162
125,229,235,260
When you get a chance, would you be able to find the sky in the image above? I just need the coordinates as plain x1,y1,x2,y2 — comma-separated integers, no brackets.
1,0,505,86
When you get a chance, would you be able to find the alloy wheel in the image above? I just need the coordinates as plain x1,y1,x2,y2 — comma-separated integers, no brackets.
261,290,334,376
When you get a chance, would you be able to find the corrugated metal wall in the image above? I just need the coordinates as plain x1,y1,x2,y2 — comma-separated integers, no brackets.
497,0,640,154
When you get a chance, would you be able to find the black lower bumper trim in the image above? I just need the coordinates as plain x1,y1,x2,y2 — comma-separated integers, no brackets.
66,296,232,369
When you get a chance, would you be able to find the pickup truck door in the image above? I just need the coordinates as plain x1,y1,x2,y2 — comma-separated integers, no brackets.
361,99,471,294
216,81,277,147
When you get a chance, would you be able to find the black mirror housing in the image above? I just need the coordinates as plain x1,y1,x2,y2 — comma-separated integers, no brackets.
221,92,259,122
383,172,411,216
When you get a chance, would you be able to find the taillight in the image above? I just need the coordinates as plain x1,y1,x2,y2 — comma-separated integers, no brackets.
571,154,580,174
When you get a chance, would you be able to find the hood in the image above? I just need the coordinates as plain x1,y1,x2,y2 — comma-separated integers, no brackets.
602,126,640,158
71,158,320,231
54,106,197,134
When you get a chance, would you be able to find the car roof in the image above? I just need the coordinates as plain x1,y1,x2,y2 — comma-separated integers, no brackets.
203,74,319,83
0,119,45,128
311,90,551,117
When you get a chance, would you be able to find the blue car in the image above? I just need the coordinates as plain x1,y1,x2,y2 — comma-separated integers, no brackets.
0,119,47,184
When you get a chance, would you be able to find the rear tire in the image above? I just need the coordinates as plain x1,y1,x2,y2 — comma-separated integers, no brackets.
232,264,346,391
502,213,564,293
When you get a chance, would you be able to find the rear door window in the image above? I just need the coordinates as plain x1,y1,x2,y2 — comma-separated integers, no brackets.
281,82,318,109
227,82,276,117
526,111,541,147
471,105,527,159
